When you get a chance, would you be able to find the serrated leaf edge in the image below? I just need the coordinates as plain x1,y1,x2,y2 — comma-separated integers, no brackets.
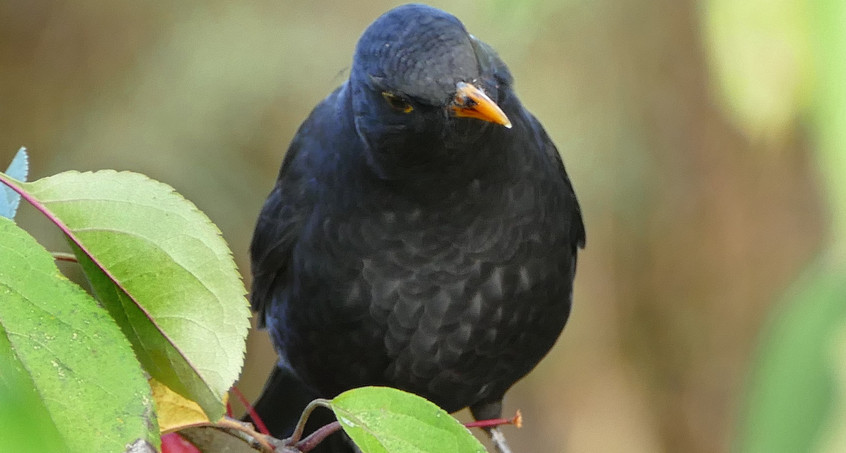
0,171,227,416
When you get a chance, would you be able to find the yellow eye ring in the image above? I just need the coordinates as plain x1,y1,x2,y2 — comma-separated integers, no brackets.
382,92,414,113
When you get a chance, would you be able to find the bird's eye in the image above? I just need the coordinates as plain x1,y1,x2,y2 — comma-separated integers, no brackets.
382,92,413,113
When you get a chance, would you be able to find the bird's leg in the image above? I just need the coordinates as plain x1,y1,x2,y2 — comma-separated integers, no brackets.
488,427,514,453
470,399,514,453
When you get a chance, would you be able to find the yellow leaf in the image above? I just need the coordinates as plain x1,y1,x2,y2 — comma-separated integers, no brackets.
151,378,227,433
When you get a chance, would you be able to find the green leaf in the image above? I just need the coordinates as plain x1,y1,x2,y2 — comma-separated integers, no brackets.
0,347,69,453
0,147,28,219
331,387,487,453
737,256,846,452
0,216,156,452
0,170,251,420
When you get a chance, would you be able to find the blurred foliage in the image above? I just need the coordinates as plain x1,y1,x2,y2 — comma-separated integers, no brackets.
810,0,846,239
702,0,811,140
737,261,846,452
717,0,846,451
1,0,843,452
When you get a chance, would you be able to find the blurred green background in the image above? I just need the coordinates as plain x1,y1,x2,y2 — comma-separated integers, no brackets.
2,1,845,452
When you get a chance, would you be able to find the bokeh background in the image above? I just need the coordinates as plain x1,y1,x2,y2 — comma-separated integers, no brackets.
2,1,845,452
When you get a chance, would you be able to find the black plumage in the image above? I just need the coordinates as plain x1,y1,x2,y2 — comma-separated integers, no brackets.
248,4,585,451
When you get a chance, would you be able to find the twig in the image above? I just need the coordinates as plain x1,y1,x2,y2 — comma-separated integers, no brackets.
52,252,78,263
295,421,342,453
216,417,276,453
285,399,332,445
464,410,522,429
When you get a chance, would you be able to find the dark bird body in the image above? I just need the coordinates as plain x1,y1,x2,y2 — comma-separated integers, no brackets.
249,4,584,450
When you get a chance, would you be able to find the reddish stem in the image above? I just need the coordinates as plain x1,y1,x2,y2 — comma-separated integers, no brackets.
231,386,270,435
464,410,522,430
161,432,201,453
295,421,342,453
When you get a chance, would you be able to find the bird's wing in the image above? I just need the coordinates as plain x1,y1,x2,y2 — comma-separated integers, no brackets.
250,88,343,326
534,114,586,250
249,152,307,327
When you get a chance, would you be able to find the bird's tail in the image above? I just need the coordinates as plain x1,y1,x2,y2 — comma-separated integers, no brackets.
244,366,354,452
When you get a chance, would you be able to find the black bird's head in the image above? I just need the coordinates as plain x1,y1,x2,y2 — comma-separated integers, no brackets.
347,4,514,179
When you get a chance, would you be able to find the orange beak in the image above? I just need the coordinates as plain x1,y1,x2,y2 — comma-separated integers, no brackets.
450,82,512,129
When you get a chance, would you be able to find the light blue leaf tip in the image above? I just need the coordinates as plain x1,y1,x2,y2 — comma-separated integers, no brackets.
1,147,29,220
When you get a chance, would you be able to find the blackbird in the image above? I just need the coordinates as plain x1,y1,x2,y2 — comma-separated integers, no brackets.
248,4,585,452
